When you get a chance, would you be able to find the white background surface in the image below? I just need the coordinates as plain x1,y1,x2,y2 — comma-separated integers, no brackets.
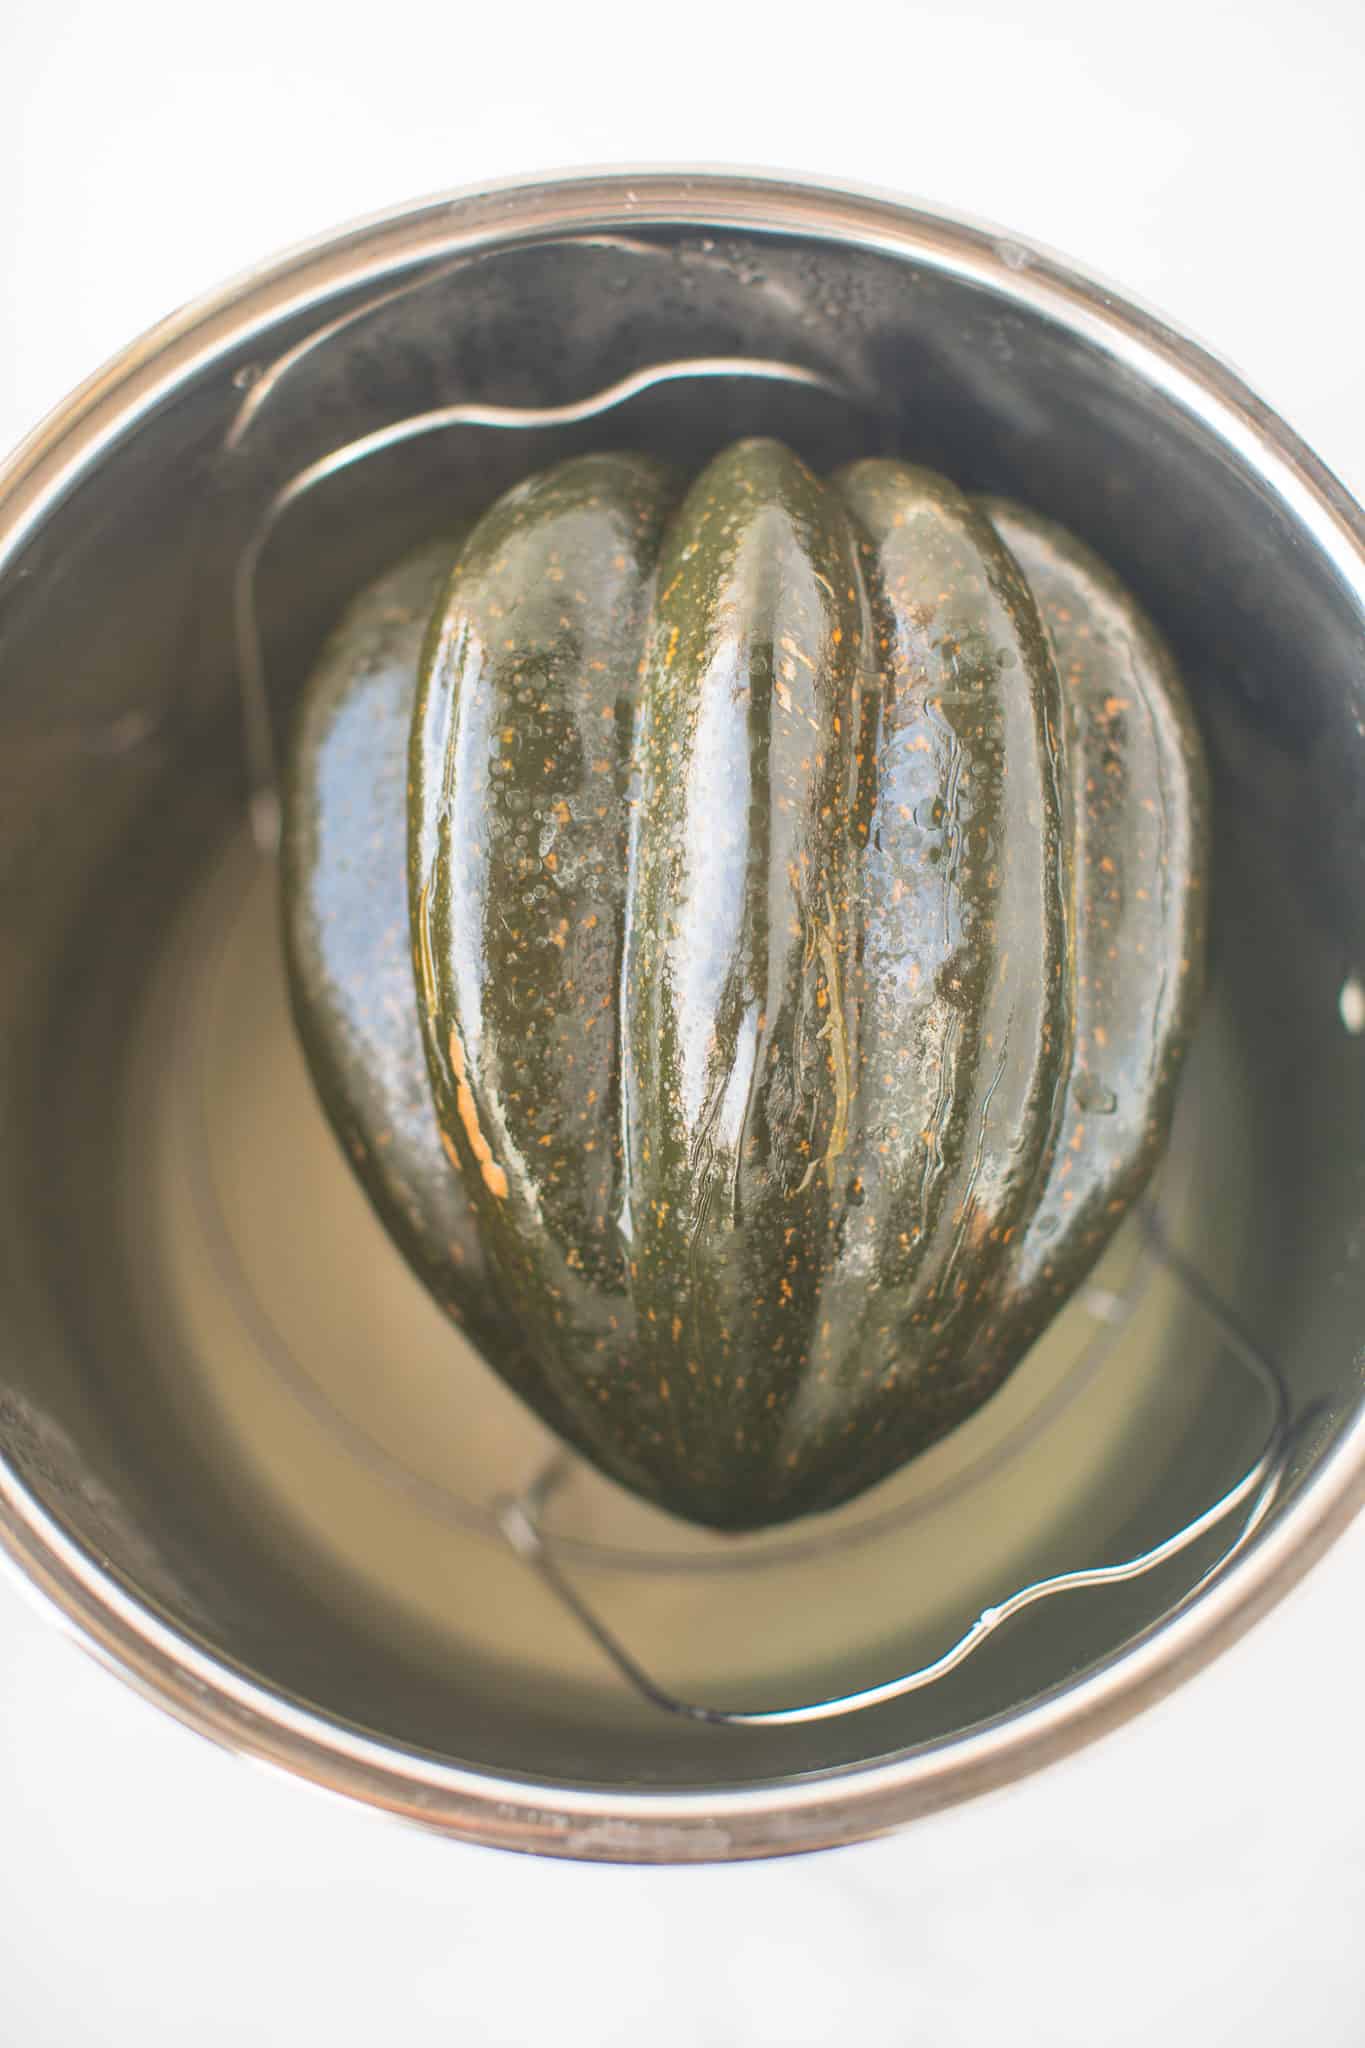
2,1,1364,2040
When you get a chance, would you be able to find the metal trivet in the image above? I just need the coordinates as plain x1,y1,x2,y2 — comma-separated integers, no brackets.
212,275,1302,1728
494,1211,1293,1726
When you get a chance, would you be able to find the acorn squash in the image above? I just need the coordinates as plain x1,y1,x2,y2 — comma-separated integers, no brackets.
282,440,1208,1530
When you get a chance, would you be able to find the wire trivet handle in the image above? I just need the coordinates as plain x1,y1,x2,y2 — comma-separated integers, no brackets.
493,1213,1297,1728
231,352,853,854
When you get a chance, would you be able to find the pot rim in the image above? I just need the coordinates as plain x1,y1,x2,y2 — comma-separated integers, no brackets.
3,166,1364,1864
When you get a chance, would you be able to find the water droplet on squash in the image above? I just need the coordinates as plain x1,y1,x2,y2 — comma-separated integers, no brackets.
1075,1074,1117,1114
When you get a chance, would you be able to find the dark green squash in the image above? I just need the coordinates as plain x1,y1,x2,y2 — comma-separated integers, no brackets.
283,440,1208,1530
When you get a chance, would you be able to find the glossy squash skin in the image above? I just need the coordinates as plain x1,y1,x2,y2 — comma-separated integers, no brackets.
279,536,582,1448
284,441,1208,1531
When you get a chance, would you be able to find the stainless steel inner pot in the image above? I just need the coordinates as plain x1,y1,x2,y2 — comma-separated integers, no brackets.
3,171,1365,1864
